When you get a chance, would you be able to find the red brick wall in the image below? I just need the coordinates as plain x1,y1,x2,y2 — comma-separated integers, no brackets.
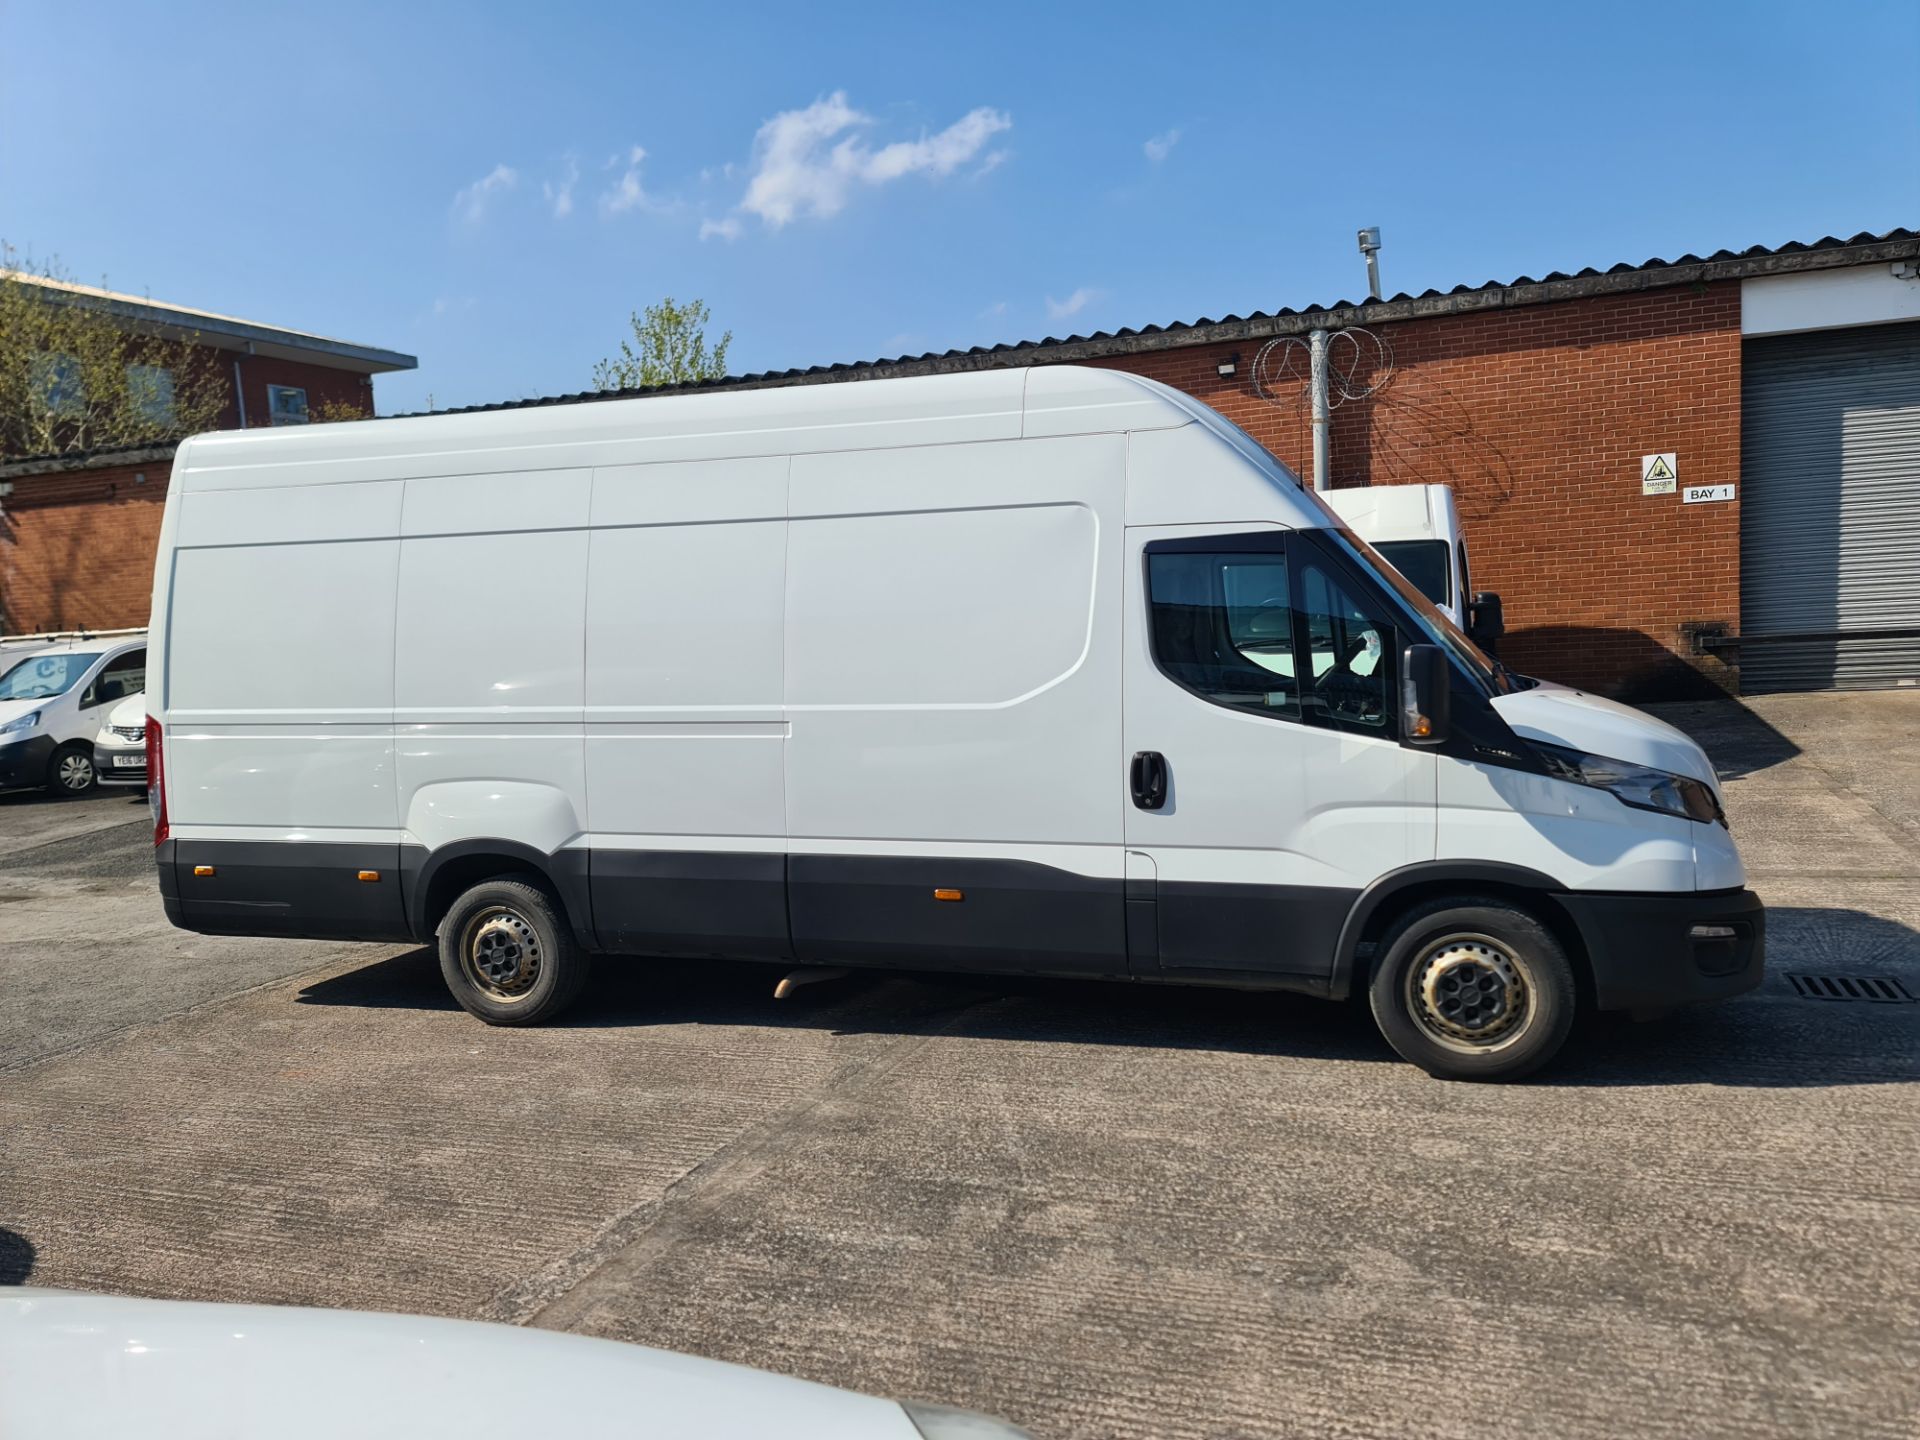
1081,283,1745,698
0,459,167,633
225,354,376,428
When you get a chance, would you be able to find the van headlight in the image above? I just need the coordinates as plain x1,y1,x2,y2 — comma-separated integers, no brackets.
0,710,41,743
1532,741,1725,825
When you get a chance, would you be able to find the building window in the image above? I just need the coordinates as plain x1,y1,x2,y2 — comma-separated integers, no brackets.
267,384,309,425
30,353,86,417
126,364,176,425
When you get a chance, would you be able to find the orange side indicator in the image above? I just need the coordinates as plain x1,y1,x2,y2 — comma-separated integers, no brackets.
192,865,216,877
357,870,382,883
933,888,964,902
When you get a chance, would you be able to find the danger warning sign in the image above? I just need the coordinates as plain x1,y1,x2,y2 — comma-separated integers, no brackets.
1641,452,1677,495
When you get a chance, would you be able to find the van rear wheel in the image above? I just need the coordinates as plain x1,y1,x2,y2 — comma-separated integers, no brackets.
438,878,591,1026
1367,897,1576,1081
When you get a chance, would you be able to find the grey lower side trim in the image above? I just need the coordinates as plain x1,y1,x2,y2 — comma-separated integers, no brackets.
163,838,412,943
592,850,792,961
790,854,1129,977
1155,881,1353,978
155,840,1375,991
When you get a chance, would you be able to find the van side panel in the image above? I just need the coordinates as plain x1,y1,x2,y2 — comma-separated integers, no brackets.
163,480,405,937
783,435,1128,975
583,456,790,958
394,514,589,856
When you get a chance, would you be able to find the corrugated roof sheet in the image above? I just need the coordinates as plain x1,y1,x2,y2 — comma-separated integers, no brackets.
406,227,1918,419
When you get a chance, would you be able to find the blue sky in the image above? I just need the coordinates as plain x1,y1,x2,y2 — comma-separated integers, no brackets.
4,1,1916,415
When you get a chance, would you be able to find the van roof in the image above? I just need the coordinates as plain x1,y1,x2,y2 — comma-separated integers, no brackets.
1321,483,1458,542
170,366,1211,493
0,635,144,656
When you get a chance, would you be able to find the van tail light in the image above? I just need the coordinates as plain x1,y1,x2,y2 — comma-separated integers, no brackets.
147,716,168,845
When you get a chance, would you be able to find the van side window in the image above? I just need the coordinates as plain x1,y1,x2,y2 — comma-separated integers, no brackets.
93,647,146,707
1146,547,1300,719
1295,560,1392,734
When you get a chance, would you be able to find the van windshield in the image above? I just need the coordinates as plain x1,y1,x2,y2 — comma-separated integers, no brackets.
1371,539,1452,608
1320,529,1518,695
0,651,100,701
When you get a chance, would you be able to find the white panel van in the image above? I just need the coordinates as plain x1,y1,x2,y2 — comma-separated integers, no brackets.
146,367,1761,1080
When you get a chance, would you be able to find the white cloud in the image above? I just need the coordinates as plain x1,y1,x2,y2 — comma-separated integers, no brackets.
700,216,742,242
981,300,1008,318
601,145,662,215
736,91,1012,229
543,156,580,219
452,164,518,224
1144,128,1181,163
1046,287,1101,321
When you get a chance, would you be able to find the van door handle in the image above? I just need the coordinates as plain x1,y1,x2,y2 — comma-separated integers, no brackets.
1130,751,1168,810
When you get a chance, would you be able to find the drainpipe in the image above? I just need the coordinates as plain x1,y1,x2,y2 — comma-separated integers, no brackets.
231,358,248,428
1308,328,1330,492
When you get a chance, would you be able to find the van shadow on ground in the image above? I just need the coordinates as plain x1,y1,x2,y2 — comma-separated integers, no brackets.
1503,624,1735,704
1499,635,1804,783
299,902,1919,1090
0,1227,35,1285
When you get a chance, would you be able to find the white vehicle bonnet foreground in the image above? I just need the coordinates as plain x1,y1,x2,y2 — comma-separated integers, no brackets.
0,1289,1029,1439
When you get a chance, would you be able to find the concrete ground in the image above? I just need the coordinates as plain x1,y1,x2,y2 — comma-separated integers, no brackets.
1,693,1916,1439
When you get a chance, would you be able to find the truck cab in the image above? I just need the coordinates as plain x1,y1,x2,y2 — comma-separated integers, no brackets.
1322,484,1502,642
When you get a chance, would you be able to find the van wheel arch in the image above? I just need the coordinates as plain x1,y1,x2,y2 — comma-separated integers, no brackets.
1338,864,1595,1009
408,840,594,949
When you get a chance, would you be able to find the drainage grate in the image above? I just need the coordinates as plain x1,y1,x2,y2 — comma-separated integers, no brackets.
1786,973,1916,1003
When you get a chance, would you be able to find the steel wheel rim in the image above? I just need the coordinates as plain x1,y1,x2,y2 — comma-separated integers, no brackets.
1404,931,1533,1053
58,753,94,791
459,906,543,1002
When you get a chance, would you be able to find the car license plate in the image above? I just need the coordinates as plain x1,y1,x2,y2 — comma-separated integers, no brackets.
113,755,145,768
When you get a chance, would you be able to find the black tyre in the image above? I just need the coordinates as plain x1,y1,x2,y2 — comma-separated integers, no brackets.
47,743,96,796
1367,897,1577,1081
438,877,591,1026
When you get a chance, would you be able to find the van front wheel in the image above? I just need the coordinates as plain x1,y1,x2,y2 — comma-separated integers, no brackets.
1367,897,1576,1081
47,743,96,796
438,878,591,1026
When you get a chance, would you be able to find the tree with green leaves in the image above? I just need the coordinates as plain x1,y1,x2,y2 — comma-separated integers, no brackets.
0,245,229,461
593,296,732,392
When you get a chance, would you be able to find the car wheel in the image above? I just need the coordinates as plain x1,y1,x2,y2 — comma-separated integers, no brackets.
1368,897,1577,1081
438,877,591,1026
47,743,97,796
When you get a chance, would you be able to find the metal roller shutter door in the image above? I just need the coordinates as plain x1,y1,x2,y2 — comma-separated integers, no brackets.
1740,320,1920,692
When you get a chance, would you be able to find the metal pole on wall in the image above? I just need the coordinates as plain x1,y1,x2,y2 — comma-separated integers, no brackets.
1308,328,1330,492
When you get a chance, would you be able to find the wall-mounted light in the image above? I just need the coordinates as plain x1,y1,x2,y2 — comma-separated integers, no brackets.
1217,353,1240,378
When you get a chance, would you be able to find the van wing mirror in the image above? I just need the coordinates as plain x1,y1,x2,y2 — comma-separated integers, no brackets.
1401,644,1451,746
1467,590,1505,651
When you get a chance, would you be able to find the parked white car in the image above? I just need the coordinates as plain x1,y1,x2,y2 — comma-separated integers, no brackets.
0,1289,1028,1439
92,691,149,788
0,632,147,796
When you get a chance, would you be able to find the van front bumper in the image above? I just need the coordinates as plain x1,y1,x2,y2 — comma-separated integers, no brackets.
93,740,147,786
0,735,56,790
1554,887,1764,1011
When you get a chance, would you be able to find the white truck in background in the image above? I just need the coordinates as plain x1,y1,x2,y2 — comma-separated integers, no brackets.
1324,483,1505,652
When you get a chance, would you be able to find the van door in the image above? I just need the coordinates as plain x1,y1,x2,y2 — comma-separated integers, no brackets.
1122,525,1435,981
